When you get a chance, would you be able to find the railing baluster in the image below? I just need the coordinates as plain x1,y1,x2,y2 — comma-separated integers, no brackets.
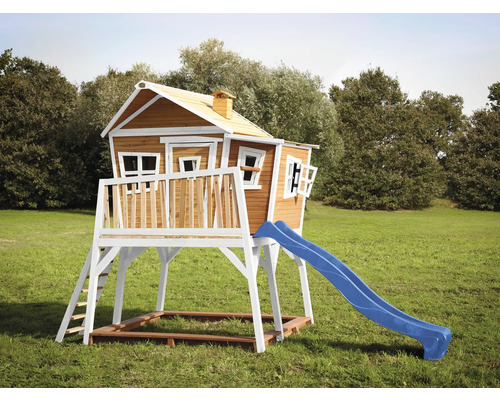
230,174,240,228
223,174,231,228
104,185,110,229
213,175,223,228
160,180,167,228
179,179,187,228
196,177,204,228
207,176,213,228
189,178,194,228
121,184,128,228
131,183,137,228
169,180,176,228
140,182,147,228
112,185,119,228
150,181,157,228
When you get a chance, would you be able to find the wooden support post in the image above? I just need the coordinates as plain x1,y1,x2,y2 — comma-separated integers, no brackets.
244,245,266,353
112,247,130,324
263,243,284,341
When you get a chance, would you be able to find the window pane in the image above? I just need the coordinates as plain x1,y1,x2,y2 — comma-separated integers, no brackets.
183,160,194,172
123,156,138,172
245,155,257,167
142,156,157,171
243,170,253,181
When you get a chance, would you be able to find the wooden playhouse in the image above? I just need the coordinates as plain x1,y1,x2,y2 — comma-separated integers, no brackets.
56,81,319,352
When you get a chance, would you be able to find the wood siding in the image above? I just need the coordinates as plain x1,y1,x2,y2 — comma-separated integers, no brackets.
272,146,311,230
109,89,158,132
122,97,212,129
227,140,276,234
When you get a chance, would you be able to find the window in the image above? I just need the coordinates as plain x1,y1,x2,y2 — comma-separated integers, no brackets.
178,156,201,172
237,146,266,189
284,155,317,199
118,152,160,191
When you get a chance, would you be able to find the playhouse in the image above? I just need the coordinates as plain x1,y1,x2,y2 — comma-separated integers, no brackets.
56,81,451,360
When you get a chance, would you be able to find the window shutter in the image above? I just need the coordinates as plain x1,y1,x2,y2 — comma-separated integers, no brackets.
297,164,318,198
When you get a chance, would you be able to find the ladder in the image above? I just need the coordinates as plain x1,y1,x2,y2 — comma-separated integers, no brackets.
55,247,114,342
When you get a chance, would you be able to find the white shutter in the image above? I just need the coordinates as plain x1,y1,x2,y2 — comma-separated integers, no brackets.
297,164,318,198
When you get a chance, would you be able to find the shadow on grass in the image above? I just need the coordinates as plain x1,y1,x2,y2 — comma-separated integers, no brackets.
295,336,424,358
0,302,143,340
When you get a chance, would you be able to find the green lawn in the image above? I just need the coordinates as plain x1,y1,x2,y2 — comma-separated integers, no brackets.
0,200,498,388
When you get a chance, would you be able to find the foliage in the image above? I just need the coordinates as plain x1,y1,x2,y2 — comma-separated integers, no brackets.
414,90,465,162
0,202,499,387
68,64,162,194
163,39,342,196
0,49,78,208
325,67,445,210
446,101,500,210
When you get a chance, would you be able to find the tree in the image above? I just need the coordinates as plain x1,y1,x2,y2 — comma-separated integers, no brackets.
446,83,500,210
414,90,465,163
0,49,78,208
325,67,444,210
164,39,342,196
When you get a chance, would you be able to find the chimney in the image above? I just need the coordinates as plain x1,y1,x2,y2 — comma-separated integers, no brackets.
211,90,236,119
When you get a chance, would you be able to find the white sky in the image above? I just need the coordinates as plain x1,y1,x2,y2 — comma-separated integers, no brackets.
1,2,499,115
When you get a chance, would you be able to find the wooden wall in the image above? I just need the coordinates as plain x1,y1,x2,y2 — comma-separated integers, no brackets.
227,140,276,234
122,97,211,129
272,145,311,230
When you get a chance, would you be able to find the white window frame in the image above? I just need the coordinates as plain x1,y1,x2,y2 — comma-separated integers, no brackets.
297,164,318,198
118,152,161,192
284,155,302,199
237,146,266,190
178,156,202,172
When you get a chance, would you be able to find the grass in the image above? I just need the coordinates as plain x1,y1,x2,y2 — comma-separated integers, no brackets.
0,200,498,388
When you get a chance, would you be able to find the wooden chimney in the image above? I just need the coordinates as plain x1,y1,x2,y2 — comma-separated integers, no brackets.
212,90,236,120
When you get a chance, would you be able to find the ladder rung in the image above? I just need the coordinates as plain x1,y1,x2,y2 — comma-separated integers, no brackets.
65,326,85,334
81,286,104,293
76,301,87,307
70,313,86,321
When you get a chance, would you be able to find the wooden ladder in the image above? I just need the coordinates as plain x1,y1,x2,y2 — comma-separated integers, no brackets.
55,247,114,342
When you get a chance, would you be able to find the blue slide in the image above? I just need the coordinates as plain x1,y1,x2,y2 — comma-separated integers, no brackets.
254,221,452,360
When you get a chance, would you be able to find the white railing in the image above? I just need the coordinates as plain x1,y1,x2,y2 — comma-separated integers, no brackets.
93,167,250,239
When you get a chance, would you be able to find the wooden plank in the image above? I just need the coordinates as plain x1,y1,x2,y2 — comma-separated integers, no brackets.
159,180,167,228
131,183,137,228
223,174,231,228
230,174,240,228
169,180,176,228
140,182,147,228
150,181,157,228
179,179,187,228
121,184,128,228
206,176,213,228
213,176,223,228
104,186,110,228
70,313,86,321
188,178,194,228
112,185,120,228
196,177,205,228
65,326,85,334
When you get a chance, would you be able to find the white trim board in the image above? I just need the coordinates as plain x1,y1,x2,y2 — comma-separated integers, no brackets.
109,126,226,137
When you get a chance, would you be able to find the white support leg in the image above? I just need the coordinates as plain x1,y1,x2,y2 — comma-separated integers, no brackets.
283,248,314,324
262,243,284,341
245,245,266,353
112,247,130,324
84,246,121,345
156,247,182,311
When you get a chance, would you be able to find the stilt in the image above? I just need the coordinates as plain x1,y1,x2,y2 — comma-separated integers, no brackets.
283,248,314,324
113,247,130,324
261,243,284,341
156,247,182,311
245,245,266,353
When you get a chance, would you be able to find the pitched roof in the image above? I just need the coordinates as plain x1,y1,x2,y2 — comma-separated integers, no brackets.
101,81,272,138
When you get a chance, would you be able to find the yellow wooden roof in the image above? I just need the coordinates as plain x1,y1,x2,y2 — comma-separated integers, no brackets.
150,83,272,138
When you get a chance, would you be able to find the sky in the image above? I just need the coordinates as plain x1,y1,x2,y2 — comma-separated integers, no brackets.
1,3,499,115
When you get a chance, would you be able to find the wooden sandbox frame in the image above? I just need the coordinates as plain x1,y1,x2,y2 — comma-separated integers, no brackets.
90,310,312,352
